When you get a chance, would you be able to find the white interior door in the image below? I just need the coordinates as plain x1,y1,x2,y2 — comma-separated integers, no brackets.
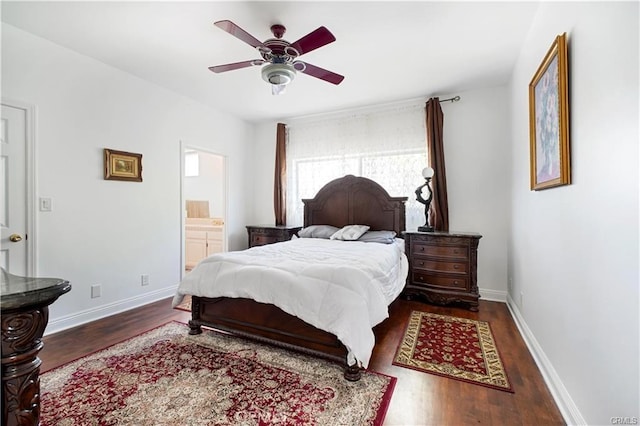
1,103,32,275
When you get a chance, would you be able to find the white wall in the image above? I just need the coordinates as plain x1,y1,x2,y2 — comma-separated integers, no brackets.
251,86,512,300
2,24,254,333
508,2,639,424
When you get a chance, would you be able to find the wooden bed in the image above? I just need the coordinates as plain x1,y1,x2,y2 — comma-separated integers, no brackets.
187,175,407,380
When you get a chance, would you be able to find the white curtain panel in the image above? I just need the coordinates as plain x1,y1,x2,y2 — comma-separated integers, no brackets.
286,104,427,231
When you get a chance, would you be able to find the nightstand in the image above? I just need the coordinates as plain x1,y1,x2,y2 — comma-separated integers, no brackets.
246,225,302,248
402,231,482,311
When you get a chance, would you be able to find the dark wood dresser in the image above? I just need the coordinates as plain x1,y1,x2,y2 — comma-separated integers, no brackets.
1,269,71,426
246,225,302,248
402,231,482,311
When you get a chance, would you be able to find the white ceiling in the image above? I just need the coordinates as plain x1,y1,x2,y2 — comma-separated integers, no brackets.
1,1,540,123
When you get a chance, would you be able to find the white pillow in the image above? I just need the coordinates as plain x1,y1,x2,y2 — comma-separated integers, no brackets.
330,225,370,241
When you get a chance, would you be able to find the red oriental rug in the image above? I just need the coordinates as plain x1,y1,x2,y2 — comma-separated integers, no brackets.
393,311,513,392
40,322,396,425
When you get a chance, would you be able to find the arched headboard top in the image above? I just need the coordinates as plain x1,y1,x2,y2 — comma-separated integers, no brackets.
302,175,408,235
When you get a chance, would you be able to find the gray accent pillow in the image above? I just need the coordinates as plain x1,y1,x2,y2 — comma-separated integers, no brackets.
298,225,340,239
357,230,397,244
330,225,370,241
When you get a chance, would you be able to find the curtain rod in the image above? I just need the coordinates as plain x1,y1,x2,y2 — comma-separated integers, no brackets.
439,96,461,103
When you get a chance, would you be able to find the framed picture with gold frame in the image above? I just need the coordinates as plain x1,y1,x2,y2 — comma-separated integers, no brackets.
529,32,570,190
104,149,143,182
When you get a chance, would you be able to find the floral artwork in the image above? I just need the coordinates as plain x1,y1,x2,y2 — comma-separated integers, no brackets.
529,33,570,190
534,56,560,183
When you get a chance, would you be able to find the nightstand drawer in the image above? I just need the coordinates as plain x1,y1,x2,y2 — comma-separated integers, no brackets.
412,258,468,274
411,271,468,290
412,243,468,260
246,225,302,248
251,234,280,246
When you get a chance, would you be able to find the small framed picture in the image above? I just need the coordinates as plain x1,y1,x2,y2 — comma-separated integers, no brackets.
104,149,143,182
529,32,570,190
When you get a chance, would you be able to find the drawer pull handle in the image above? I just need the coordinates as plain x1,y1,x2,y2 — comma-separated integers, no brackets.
454,265,460,270
453,249,459,254
454,280,459,285
419,246,425,251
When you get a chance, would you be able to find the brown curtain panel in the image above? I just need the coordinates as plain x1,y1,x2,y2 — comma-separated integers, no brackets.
425,98,450,231
274,123,287,226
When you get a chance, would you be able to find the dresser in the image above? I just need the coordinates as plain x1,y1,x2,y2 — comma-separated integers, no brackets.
246,225,302,248
1,269,71,426
402,231,482,311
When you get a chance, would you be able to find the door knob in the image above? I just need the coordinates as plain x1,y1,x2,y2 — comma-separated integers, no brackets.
9,234,23,242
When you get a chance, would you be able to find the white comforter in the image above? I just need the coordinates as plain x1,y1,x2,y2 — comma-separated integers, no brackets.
172,237,408,367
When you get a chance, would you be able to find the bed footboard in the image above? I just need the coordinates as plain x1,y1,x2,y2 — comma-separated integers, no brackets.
188,296,362,381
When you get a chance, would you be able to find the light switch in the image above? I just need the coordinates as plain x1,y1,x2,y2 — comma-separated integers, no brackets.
39,197,52,212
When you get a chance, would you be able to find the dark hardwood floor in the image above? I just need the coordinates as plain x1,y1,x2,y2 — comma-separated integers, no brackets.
40,297,565,425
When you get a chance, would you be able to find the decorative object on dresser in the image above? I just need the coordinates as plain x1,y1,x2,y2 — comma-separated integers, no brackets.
414,166,435,232
246,225,302,248
402,231,481,311
1,268,71,426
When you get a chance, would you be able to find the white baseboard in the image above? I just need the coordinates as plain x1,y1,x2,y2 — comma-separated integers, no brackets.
45,286,178,336
479,287,507,302
506,295,586,426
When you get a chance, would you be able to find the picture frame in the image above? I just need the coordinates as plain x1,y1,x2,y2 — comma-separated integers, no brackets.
529,32,570,190
104,148,143,182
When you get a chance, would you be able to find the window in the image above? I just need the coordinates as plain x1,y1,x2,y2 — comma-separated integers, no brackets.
286,103,427,231
184,151,199,177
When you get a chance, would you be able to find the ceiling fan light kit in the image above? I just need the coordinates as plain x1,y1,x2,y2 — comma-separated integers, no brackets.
210,20,344,95
261,62,296,86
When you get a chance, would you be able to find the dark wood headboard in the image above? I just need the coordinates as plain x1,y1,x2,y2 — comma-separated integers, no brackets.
302,175,408,235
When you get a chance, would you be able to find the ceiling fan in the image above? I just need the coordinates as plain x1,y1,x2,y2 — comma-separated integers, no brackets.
209,20,344,95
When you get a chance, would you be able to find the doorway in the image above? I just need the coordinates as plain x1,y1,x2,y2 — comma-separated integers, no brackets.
181,144,227,277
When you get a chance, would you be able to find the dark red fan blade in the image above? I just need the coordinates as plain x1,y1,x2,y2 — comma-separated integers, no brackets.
214,20,263,48
298,62,344,85
290,26,336,56
208,60,263,73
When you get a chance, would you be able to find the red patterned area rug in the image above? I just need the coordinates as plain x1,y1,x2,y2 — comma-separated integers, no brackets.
41,322,396,425
393,311,513,392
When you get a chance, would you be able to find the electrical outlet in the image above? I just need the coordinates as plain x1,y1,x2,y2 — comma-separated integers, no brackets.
91,284,102,298
141,274,150,286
